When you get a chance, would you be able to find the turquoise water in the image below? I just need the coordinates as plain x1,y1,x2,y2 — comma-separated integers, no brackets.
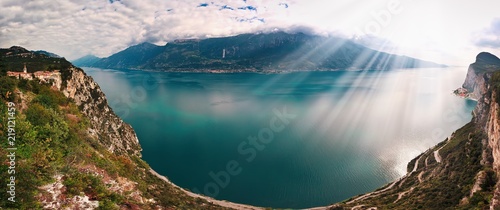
84,67,476,208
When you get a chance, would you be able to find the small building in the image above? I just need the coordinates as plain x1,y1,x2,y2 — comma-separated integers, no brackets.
453,87,469,98
7,65,62,89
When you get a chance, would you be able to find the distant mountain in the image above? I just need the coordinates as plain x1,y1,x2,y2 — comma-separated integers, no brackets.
72,55,101,67
95,42,164,69
32,50,62,58
86,32,444,71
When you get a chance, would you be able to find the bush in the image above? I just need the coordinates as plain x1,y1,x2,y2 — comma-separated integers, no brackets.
25,103,52,126
0,76,18,100
32,94,58,109
31,86,68,109
491,72,500,104
481,169,497,191
63,172,106,199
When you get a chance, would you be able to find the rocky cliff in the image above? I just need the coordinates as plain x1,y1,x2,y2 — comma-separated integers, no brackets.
462,52,500,100
59,67,142,157
467,52,500,209
463,64,488,100
4,46,499,209
320,53,500,209
1,47,238,209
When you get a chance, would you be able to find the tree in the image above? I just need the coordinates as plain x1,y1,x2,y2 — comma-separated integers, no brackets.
0,57,7,76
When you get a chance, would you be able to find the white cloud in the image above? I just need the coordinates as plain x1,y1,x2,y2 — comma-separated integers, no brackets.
0,0,297,59
475,18,500,48
1,0,500,65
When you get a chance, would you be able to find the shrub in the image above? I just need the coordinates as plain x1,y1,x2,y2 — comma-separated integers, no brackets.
0,76,17,100
25,103,52,126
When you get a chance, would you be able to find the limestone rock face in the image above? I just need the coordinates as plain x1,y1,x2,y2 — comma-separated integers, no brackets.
60,67,142,157
462,52,500,100
463,64,488,100
464,53,500,209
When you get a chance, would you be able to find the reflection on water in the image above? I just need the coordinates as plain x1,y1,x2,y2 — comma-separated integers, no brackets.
84,67,476,208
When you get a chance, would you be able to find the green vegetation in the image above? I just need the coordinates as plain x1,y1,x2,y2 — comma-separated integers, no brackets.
0,47,72,72
472,52,500,74
343,122,493,209
0,57,7,76
490,71,500,105
0,78,72,208
0,75,223,209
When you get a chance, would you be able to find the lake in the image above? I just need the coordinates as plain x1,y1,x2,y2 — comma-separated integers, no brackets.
83,67,476,208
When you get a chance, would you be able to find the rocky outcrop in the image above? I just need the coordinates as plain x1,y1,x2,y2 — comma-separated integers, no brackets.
59,67,142,157
460,52,500,209
462,53,500,194
488,103,500,207
463,64,488,100
462,52,500,100
324,53,500,209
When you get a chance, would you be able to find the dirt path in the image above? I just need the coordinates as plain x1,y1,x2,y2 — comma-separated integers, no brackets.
434,144,447,163
412,155,423,172
149,169,262,210
393,187,414,203
434,135,453,163
417,171,424,183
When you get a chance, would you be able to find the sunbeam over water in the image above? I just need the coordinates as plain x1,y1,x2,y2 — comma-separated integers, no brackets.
84,67,476,208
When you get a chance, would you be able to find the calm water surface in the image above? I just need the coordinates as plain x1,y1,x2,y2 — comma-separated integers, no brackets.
84,67,476,208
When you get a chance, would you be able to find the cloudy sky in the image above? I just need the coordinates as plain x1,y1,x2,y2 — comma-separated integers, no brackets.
1,0,500,66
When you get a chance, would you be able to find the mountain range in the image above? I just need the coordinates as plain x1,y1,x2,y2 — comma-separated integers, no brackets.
3,45,500,209
74,32,444,71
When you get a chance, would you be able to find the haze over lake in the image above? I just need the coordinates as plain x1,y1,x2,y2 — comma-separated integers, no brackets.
84,67,476,208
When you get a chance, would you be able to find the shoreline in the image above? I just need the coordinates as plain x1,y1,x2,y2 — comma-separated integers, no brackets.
148,169,262,210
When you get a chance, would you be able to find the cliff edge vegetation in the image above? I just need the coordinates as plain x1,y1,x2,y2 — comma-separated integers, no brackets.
3,46,500,210
0,47,238,209
317,52,500,210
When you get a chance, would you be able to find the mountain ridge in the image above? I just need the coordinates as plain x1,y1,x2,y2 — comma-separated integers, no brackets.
32,50,63,58
76,32,445,71
5,46,498,209
72,55,101,67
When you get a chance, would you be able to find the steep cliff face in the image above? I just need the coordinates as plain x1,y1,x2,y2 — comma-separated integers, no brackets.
1,47,235,209
463,52,500,100
463,65,488,100
59,67,142,157
483,91,500,208
465,54,500,175
1,46,141,157
468,54,500,208
324,53,500,209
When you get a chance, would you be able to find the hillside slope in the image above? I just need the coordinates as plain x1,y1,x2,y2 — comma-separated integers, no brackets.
72,55,101,67
0,47,254,209
4,46,497,209
82,32,443,71
317,52,500,209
